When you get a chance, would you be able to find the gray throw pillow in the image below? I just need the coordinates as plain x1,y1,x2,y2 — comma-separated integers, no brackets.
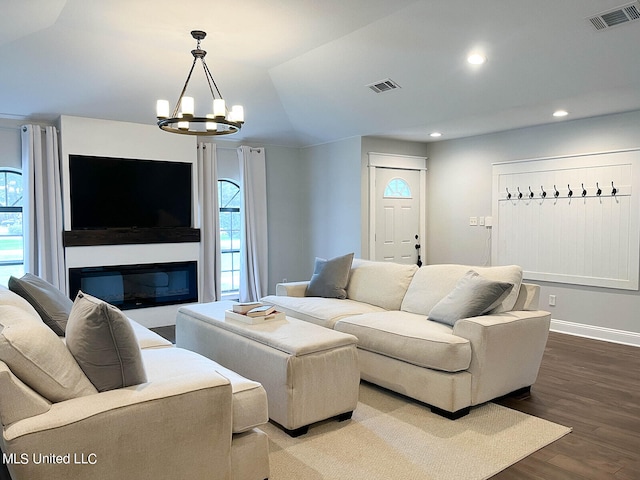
9,273,72,336
306,253,354,299
66,291,147,392
428,270,513,326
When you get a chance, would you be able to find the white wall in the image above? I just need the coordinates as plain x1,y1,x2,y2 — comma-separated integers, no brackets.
426,110,640,345
0,120,23,169
299,137,362,273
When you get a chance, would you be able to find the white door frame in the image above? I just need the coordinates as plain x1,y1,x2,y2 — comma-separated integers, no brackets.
368,152,427,262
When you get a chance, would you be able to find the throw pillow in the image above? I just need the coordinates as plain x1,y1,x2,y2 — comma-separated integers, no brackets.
9,273,73,336
428,270,513,326
306,253,355,299
66,292,147,392
0,320,98,402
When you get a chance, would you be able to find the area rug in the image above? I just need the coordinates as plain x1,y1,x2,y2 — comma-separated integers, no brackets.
263,383,571,480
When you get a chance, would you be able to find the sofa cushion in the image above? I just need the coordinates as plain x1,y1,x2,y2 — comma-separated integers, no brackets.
428,271,514,326
0,310,97,402
306,252,354,299
401,264,523,316
261,294,386,329
0,361,51,425
66,292,148,392
346,259,418,310
334,311,471,373
8,273,72,335
128,318,174,349
142,347,268,434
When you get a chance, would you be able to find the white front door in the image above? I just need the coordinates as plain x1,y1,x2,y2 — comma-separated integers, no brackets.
374,168,422,264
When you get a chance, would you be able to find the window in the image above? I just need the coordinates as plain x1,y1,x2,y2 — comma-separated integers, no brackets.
383,178,412,198
0,169,24,285
218,179,241,295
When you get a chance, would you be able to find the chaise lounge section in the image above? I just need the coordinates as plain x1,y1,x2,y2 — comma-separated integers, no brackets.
0,282,270,480
261,259,551,419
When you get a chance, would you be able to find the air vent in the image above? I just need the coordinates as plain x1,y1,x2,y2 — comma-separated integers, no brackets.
588,1,640,30
367,78,401,94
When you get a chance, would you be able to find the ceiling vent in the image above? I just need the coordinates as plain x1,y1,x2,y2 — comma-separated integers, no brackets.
367,78,401,94
588,1,640,30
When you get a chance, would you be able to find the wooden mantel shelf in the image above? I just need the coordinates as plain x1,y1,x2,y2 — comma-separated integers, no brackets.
63,227,201,247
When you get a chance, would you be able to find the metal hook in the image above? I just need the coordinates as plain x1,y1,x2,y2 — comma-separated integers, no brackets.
567,184,573,197
528,186,534,199
596,182,602,196
517,187,523,199
540,185,546,198
506,187,512,200
612,181,617,196
581,183,587,197
554,185,559,198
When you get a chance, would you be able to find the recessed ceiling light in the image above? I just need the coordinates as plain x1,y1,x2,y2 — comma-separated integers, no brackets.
430,132,442,138
467,53,487,65
553,110,569,117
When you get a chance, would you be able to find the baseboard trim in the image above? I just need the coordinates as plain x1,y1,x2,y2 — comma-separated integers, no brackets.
551,319,640,348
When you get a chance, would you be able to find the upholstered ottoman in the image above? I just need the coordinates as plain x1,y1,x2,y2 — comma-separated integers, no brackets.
176,301,360,436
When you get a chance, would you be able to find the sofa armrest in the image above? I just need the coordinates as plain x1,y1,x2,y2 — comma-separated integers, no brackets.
2,372,233,480
453,310,551,405
276,281,309,297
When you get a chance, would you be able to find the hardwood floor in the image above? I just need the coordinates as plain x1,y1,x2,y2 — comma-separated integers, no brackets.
155,327,639,479
494,332,640,479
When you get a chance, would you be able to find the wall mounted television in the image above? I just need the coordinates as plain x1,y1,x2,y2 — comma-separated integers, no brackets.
69,155,193,230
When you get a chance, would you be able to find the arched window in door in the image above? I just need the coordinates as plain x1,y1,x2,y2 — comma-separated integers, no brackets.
0,169,24,285
383,177,412,198
218,179,241,295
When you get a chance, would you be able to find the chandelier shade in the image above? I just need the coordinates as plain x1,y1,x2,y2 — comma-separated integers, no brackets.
156,30,244,136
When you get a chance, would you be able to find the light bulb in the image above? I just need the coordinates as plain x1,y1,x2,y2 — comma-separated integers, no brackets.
156,100,170,119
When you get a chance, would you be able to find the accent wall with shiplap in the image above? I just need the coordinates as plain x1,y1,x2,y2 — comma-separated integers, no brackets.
492,148,640,291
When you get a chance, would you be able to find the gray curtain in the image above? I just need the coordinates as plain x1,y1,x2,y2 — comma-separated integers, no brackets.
21,125,65,290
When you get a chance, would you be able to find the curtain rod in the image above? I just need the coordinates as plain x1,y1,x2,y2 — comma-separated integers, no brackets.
201,145,262,153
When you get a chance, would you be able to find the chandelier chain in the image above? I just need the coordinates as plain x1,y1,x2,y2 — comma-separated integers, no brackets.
172,57,199,118
202,60,224,101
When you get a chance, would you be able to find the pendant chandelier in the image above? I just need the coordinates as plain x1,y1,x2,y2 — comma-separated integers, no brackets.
156,30,244,136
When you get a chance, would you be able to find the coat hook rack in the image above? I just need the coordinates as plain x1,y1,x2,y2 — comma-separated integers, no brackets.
517,187,523,199
540,185,546,198
554,185,559,198
567,184,573,198
612,181,617,196
506,187,512,200
596,182,602,196
528,186,534,199
581,183,587,197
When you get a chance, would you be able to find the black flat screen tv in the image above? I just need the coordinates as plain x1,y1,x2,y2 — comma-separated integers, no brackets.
69,155,192,230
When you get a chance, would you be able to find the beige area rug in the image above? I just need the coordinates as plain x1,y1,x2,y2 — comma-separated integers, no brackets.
263,383,571,480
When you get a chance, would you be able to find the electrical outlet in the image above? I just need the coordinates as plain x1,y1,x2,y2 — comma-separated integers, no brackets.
469,216,478,226
282,278,287,283
548,295,556,306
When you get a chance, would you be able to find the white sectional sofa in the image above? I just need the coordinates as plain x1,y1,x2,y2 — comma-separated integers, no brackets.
262,259,551,419
0,284,270,480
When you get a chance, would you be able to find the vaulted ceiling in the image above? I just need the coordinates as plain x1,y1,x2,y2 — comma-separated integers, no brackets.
1,0,639,147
